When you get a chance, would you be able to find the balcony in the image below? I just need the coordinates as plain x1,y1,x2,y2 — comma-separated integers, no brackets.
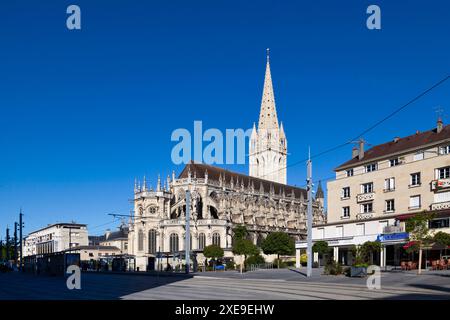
383,225,405,234
356,192,375,203
197,219,227,226
431,201,450,211
431,178,450,191
356,212,373,220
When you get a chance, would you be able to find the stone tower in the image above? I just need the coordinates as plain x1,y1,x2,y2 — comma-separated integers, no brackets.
249,49,287,184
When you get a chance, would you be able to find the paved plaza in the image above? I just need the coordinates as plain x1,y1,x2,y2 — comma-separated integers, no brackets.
1,268,449,300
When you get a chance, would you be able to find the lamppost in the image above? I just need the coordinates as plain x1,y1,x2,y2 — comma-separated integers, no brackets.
185,190,191,274
306,151,313,277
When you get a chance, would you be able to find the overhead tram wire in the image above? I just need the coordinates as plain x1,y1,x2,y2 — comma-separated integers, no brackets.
259,74,450,180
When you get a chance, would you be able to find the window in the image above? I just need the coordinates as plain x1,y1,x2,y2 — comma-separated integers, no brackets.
361,182,374,194
149,206,157,214
346,169,354,177
198,233,206,250
389,158,400,167
336,226,344,238
365,163,377,173
439,145,450,155
413,152,424,161
434,191,450,203
429,218,450,229
409,195,421,209
212,233,221,247
437,167,450,179
148,230,157,254
342,207,350,218
385,199,395,212
138,230,144,252
169,233,179,253
410,172,421,186
356,223,365,236
361,202,373,213
384,178,395,191
342,187,350,199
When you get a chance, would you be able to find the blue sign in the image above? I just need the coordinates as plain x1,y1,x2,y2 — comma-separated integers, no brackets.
377,232,409,242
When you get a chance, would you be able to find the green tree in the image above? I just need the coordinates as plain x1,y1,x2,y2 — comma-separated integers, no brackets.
203,245,224,270
232,238,259,273
232,225,248,242
360,241,381,265
312,240,330,267
405,211,434,275
261,232,295,268
433,231,450,247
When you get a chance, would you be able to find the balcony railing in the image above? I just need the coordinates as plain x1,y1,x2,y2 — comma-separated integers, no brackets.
356,192,375,203
431,178,450,191
431,201,450,211
356,212,373,220
383,225,405,234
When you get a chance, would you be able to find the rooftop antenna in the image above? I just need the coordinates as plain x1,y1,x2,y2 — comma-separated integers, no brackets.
434,105,445,120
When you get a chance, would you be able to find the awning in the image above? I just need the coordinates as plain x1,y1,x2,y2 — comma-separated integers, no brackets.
403,241,418,249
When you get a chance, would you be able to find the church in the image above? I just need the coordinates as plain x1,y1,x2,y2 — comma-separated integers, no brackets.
128,52,326,271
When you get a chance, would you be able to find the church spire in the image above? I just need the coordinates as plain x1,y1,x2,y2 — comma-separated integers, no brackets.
258,48,279,130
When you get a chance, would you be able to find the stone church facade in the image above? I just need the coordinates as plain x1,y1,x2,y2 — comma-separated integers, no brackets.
128,52,326,271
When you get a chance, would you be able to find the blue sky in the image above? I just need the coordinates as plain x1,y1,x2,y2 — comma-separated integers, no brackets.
0,0,449,237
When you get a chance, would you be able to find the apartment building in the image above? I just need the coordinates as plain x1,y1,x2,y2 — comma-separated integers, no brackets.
23,222,88,257
296,119,450,267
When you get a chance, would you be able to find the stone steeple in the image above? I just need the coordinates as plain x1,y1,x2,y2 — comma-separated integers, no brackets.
249,49,288,185
258,49,279,130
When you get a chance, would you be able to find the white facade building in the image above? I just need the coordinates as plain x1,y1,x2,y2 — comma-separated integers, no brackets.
23,223,88,257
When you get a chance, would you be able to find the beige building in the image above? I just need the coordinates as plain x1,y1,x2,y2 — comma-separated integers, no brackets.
328,119,450,225
296,119,450,267
99,225,129,254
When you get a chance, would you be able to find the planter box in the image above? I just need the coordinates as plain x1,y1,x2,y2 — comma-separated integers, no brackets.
350,266,367,277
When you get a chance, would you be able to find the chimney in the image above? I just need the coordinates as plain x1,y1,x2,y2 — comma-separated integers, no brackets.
437,117,443,133
105,229,111,240
352,147,358,158
393,137,400,143
358,139,365,160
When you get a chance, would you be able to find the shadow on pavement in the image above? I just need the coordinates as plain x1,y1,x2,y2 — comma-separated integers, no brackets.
0,271,194,300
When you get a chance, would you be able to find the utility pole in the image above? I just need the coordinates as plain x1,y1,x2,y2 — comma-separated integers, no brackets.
185,190,191,274
306,149,313,278
19,209,24,271
14,222,18,264
6,227,10,261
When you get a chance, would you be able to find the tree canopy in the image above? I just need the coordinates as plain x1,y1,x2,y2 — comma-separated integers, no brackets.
261,232,295,268
203,244,224,259
312,241,329,255
433,231,450,247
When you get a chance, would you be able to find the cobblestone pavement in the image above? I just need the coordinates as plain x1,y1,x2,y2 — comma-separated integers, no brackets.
1,268,449,300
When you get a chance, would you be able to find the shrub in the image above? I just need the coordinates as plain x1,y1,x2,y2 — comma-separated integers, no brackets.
225,260,235,270
285,260,296,267
245,254,265,266
300,253,307,266
324,260,343,275
273,258,287,268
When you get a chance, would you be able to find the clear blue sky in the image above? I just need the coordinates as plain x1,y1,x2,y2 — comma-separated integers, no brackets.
0,0,449,237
